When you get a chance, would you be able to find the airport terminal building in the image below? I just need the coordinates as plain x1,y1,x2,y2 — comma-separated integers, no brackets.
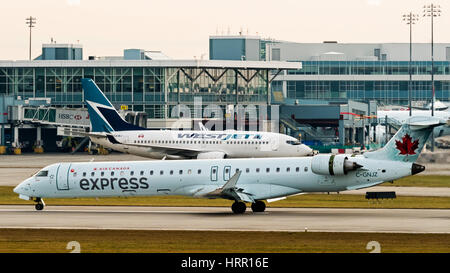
5,37,449,153
0,43,307,119
210,36,450,106
0,58,299,119
0,45,306,151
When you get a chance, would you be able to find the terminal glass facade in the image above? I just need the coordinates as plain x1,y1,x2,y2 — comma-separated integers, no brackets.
281,61,450,105
288,61,450,75
0,65,269,119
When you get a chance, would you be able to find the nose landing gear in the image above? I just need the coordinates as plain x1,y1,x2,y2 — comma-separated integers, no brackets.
33,197,45,211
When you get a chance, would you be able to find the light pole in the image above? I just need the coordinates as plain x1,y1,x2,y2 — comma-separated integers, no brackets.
25,16,36,61
423,4,441,117
402,12,419,117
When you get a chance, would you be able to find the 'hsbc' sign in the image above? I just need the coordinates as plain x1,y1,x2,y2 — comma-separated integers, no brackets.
55,109,90,126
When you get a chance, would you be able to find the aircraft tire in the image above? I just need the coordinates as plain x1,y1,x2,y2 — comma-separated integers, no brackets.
35,203,44,211
231,202,246,214
251,201,266,212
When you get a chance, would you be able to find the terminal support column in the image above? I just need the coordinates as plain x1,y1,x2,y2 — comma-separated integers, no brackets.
34,126,43,153
338,119,345,145
36,126,41,145
0,124,3,146
0,125,4,154
12,126,21,154
13,126,19,147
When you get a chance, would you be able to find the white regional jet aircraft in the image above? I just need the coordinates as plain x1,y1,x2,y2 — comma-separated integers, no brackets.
14,116,443,213
81,78,313,159
377,109,450,138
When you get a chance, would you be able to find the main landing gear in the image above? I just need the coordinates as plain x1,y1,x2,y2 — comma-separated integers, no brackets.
231,200,266,214
34,197,45,211
251,200,266,213
231,201,246,214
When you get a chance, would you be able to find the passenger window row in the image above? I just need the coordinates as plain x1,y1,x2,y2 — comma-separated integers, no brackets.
242,166,308,173
134,140,270,145
74,166,309,177
76,169,203,177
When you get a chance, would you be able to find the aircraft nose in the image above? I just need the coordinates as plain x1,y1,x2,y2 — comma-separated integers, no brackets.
301,145,314,156
13,183,24,194
13,181,29,195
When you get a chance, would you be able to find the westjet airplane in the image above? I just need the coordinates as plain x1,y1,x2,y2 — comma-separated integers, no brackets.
14,116,444,213
81,78,313,159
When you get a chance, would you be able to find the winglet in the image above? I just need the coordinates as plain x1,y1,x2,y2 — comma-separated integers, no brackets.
200,170,246,200
222,170,242,191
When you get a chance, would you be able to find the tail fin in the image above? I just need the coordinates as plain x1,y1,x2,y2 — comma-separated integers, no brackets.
365,116,445,162
81,78,146,132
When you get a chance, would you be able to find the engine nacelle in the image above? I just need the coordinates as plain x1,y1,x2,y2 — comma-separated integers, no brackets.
311,154,362,176
196,151,226,159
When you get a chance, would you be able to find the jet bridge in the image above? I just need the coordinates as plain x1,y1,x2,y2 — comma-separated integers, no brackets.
19,105,90,136
4,105,91,153
5,104,150,153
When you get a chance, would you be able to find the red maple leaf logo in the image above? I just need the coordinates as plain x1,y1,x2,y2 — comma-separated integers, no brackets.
395,134,419,155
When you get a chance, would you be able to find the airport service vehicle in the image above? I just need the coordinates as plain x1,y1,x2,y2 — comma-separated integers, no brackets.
81,78,313,159
14,116,443,214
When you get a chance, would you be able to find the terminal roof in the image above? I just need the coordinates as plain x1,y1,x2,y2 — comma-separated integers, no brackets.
0,60,302,70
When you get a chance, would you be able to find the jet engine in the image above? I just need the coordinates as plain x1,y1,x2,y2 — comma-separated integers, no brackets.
311,154,362,176
197,151,226,159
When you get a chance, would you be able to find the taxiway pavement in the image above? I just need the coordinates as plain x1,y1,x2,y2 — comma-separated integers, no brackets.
0,205,448,233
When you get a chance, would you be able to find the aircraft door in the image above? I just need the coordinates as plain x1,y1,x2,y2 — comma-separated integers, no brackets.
210,166,218,182
270,136,280,151
56,163,71,190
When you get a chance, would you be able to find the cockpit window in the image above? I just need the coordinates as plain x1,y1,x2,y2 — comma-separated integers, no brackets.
286,140,301,145
36,170,48,177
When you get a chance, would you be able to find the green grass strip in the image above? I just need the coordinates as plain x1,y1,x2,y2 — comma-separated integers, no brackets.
0,229,449,253
1,186,449,209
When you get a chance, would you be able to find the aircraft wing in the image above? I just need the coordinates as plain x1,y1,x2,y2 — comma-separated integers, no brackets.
106,134,203,158
196,171,255,203
78,132,109,139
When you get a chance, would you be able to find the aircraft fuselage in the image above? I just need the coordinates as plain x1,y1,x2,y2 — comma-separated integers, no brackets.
16,156,414,200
